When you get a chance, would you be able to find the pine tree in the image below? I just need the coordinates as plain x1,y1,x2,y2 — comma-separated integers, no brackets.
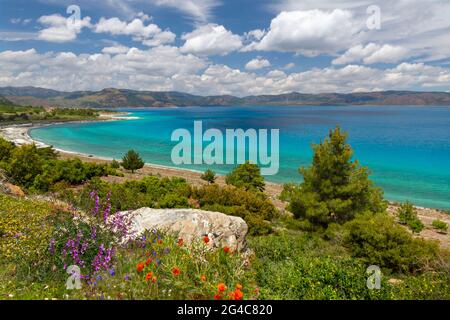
201,169,216,184
287,126,386,226
226,161,265,192
121,150,144,173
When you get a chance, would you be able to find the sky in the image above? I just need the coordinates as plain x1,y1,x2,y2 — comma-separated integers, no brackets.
0,0,450,96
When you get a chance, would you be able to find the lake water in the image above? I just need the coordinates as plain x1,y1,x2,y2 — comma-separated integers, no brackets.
30,105,450,210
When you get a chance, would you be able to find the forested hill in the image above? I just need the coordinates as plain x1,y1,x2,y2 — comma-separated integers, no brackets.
1,86,450,108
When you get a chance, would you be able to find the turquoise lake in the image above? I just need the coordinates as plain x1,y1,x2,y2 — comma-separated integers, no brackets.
30,105,450,210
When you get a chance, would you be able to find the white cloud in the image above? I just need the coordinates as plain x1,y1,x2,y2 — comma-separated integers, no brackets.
37,14,92,43
246,9,362,56
101,45,130,55
1,48,449,96
272,0,450,64
245,58,271,70
180,24,242,56
94,17,175,46
153,0,221,22
10,18,32,25
333,43,409,65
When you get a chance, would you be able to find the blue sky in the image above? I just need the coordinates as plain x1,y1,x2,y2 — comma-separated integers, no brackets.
0,0,449,95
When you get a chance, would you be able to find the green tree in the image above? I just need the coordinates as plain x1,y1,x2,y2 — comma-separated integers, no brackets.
397,202,424,233
225,161,265,192
121,150,144,173
0,138,15,162
201,169,216,184
4,144,45,188
286,127,386,226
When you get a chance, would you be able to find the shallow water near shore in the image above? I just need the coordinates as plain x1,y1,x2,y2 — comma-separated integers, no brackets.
30,105,450,210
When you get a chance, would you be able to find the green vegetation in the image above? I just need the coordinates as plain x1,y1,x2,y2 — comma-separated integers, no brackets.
1,126,449,300
201,169,216,184
0,101,102,124
282,127,386,228
121,150,144,173
397,202,424,233
226,161,265,192
343,213,438,273
0,138,118,192
432,220,448,233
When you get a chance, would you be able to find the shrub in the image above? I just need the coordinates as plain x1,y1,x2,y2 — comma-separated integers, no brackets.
0,138,15,162
397,202,424,233
225,162,265,192
121,150,144,173
201,169,216,184
343,213,439,273
432,220,448,233
110,159,121,169
286,127,386,227
192,184,278,235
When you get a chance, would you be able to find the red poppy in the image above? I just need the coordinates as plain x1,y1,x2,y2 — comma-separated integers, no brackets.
157,239,163,245
203,236,210,244
234,289,244,300
217,283,226,292
200,275,206,282
172,267,181,276
235,283,243,290
152,276,157,283
177,238,184,247
223,246,231,254
214,294,221,300
145,272,153,281
145,258,152,266
136,262,145,273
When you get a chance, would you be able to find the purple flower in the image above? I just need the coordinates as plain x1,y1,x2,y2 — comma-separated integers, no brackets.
109,268,115,277
124,274,130,281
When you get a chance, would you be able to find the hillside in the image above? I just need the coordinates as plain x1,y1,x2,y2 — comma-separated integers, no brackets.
1,87,450,108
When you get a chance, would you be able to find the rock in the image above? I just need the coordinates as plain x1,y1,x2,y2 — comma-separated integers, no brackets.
4,183,25,197
388,278,404,285
124,208,249,252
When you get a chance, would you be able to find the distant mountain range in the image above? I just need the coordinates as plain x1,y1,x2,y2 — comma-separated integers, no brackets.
1,86,450,108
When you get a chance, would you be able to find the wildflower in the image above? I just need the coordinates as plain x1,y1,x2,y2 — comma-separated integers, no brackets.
177,238,184,247
214,294,221,300
136,262,145,273
172,267,181,276
200,275,207,282
109,268,116,277
217,283,226,293
235,284,243,290
234,289,244,300
152,276,157,283
124,274,131,281
203,236,210,244
223,246,231,254
145,272,153,281
157,239,163,245
145,258,152,266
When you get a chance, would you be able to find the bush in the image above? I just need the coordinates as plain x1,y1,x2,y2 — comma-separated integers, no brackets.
285,127,386,227
110,159,121,169
225,162,265,192
343,213,439,273
397,202,424,233
0,138,15,162
201,169,216,184
192,184,278,235
121,150,144,173
73,176,191,212
432,220,448,233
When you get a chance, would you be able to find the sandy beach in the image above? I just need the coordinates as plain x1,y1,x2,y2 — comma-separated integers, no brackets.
0,120,448,247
